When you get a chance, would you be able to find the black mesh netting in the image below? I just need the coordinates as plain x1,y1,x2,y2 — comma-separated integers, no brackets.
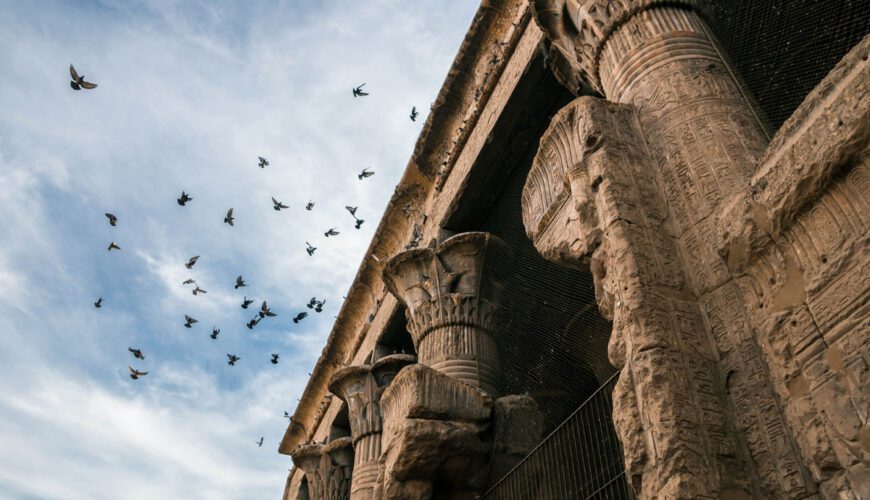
705,0,870,133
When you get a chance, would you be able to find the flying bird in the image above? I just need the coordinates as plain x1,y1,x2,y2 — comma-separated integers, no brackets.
105,213,118,226
305,242,317,256
94,297,102,308
358,168,374,180
184,315,198,328
355,218,365,230
306,297,317,309
324,228,339,237
293,312,308,324
177,191,193,206
271,353,279,365
235,275,247,289
256,437,264,447
192,286,207,296
272,197,289,211
129,366,148,380
258,156,269,168
241,297,254,309
352,83,368,97
211,327,220,340
410,106,418,121
345,206,357,216
305,201,314,211
314,300,326,313
224,208,234,226
185,255,199,269
107,242,121,251
259,301,276,318
183,278,196,286
128,347,145,360
246,316,261,329
227,354,240,366
69,64,97,90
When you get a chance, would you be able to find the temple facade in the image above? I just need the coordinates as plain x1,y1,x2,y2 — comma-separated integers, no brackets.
279,1,869,498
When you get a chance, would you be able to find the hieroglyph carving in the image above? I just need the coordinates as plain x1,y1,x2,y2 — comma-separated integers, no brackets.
382,232,507,397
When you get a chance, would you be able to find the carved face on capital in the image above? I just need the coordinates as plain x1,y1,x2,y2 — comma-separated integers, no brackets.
522,101,604,266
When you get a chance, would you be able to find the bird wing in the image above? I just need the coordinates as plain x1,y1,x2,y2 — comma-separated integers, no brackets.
227,208,233,217
70,64,79,81
80,81,97,89
271,197,279,206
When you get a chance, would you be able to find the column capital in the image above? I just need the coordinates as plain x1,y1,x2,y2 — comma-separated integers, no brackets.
532,0,704,93
382,232,507,396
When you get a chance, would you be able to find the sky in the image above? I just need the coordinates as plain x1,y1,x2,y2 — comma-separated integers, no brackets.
0,0,479,498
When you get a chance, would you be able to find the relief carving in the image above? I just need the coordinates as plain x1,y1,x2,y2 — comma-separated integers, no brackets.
382,232,508,397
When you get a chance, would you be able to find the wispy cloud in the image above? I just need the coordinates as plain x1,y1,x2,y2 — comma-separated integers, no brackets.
0,0,478,497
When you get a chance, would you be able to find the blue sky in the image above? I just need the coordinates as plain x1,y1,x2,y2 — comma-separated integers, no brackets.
0,1,478,498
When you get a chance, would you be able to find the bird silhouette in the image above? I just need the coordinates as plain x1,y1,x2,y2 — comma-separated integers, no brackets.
293,312,308,324
256,437,264,447
185,255,199,269
358,168,374,180
241,297,254,309
305,201,314,211
129,366,148,380
271,353,279,364
246,316,261,329
272,197,289,211
345,206,357,216
94,297,102,308
227,354,240,366
128,347,145,360
352,83,368,97
284,411,292,421
258,156,269,168
305,242,317,256
306,297,317,309
177,191,193,206
314,300,326,313
192,286,207,296
224,208,234,226
182,278,196,286
324,228,339,237
107,242,121,251
211,327,220,339
69,64,97,90
105,213,118,226
354,218,365,229
259,301,276,318
235,275,247,289
410,106,418,121
184,315,198,328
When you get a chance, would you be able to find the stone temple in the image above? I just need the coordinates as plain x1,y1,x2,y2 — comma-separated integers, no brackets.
279,1,869,498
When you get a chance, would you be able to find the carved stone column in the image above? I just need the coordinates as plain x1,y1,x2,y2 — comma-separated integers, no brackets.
328,354,415,499
291,438,354,500
382,232,507,397
528,1,818,498
292,443,327,500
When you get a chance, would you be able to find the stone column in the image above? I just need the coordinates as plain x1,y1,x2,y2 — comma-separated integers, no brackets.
382,232,507,397
291,438,354,500
528,0,815,497
328,354,415,499
292,443,327,500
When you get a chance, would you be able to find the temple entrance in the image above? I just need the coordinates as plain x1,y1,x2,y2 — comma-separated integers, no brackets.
442,53,630,498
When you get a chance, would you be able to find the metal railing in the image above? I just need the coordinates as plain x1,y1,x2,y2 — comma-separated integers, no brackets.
483,372,634,499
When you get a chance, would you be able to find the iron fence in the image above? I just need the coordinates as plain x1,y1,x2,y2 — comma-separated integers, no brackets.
483,372,634,500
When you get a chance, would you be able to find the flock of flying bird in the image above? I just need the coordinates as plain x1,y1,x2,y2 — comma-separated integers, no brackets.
73,63,420,446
